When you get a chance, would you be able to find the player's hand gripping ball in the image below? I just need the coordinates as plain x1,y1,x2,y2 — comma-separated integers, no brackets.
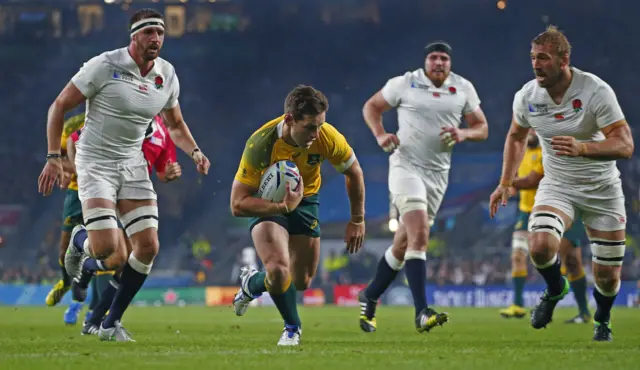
258,160,302,203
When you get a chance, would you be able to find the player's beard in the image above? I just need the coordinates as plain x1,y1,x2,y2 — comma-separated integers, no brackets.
142,45,160,61
426,69,448,87
536,65,562,88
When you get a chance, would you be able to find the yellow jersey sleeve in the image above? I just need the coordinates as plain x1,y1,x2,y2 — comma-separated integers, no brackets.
318,123,355,172
61,113,85,153
234,125,279,189
531,149,544,175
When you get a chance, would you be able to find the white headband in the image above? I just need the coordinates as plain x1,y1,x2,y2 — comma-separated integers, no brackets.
130,17,165,37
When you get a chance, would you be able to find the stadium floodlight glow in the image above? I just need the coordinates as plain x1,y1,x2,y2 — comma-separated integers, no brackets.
104,0,115,4
388,218,399,233
497,0,507,9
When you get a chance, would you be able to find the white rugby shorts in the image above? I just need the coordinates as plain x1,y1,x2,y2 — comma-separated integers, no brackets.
534,178,626,232
75,152,157,204
388,153,448,220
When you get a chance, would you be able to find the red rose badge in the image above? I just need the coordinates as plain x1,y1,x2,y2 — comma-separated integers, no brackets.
572,99,582,112
449,86,457,94
154,75,164,90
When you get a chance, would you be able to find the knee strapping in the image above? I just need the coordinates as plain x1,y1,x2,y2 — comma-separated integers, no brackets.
128,253,153,275
384,247,405,271
512,234,529,252
84,208,118,231
590,238,625,266
394,195,427,215
528,212,565,241
405,250,427,260
119,206,159,237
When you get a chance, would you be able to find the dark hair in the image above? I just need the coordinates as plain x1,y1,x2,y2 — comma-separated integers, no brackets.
129,8,164,30
284,85,329,121
532,25,571,58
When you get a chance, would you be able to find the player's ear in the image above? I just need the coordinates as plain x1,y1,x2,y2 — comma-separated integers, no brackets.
283,113,295,126
561,53,569,68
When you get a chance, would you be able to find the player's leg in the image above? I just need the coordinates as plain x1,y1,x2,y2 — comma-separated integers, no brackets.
99,198,158,342
282,234,319,345
65,161,124,282
559,227,591,323
528,204,572,329
500,225,529,319
47,190,82,307
583,225,625,341
85,229,130,335
240,221,301,345
359,222,407,332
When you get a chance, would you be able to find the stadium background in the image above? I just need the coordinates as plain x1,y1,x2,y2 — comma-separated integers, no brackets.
0,0,638,309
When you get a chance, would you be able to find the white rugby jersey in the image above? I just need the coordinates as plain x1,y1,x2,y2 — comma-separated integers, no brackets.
513,67,625,187
382,69,481,171
71,47,179,160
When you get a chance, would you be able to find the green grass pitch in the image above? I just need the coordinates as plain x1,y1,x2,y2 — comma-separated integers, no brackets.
1,306,639,369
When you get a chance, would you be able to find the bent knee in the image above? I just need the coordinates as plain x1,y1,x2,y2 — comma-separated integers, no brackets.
88,231,120,259
134,238,159,262
265,263,291,294
104,245,128,270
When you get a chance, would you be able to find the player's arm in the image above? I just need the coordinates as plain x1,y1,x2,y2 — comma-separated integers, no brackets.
363,90,394,138
230,180,290,217
64,136,77,173
154,139,180,183
162,106,200,157
580,120,634,160
461,107,489,141
500,118,530,187
458,82,488,141
512,170,543,190
342,159,366,224
47,84,87,155
364,76,405,151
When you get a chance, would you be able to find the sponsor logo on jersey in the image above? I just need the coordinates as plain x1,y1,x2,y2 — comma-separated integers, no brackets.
307,154,323,165
112,70,134,82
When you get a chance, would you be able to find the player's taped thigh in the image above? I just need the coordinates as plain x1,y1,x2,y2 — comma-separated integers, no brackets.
84,207,118,231
528,212,565,241
512,233,529,252
119,205,159,237
394,195,428,216
590,238,625,266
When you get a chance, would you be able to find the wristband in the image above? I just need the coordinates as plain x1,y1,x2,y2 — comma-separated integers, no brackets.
191,148,201,158
46,153,62,160
499,179,512,187
578,143,587,155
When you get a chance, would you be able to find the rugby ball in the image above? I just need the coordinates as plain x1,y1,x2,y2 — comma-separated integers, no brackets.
257,160,302,202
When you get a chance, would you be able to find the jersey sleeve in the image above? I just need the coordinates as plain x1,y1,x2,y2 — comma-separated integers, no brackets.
234,139,265,189
532,151,544,175
512,89,531,128
164,70,180,110
462,80,481,114
61,114,85,152
154,135,177,173
319,123,356,173
590,82,625,129
71,55,108,99
380,75,407,107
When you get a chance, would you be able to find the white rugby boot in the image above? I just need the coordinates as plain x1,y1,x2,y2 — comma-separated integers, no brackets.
233,266,261,316
64,224,89,280
98,321,135,342
277,325,302,346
